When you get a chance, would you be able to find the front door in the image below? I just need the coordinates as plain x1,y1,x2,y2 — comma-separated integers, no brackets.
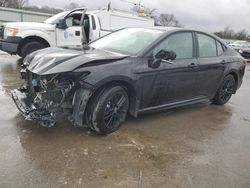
56,10,87,47
136,32,200,109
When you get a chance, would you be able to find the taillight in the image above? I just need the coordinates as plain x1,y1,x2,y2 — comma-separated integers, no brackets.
243,59,248,65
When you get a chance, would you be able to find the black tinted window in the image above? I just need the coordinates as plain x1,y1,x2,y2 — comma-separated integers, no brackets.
216,41,224,55
197,33,217,57
154,32,193,59
91,15,96,30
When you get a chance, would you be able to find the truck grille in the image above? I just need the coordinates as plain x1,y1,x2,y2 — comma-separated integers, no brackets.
0,26,4,39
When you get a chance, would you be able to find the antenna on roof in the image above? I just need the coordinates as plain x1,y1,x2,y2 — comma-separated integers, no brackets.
107,2,111,11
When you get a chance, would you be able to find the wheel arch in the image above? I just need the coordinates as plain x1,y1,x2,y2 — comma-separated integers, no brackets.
226,71,239,93
92,78,139,117
17,36,50,55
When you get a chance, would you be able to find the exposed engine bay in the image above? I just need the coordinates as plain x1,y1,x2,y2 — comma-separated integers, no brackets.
10,45,127,131
12,67,93,128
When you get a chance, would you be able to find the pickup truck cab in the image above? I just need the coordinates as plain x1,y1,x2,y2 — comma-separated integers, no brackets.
0,8,154,57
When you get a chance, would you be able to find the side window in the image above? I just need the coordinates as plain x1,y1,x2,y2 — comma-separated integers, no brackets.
65,13,82,27
216,41,224,55
153,32,193,59
91,15,96,30
65,17,74,27
197,33,217,57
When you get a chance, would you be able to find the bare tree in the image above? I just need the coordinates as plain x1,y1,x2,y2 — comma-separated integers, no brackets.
155,13,181,27
17,0,29,8
0,0,28,8
0,0,8,7
0,0,16,8
23,5,63,14
65,2,80,10
235,29,248,40
129,5,181,27
214,27,248,40
223,26,235,39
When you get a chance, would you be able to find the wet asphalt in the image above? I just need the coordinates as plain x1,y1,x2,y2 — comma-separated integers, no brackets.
0,52,250,188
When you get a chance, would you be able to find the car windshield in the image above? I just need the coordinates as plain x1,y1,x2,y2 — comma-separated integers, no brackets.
44,11,68,25
90,28,164,55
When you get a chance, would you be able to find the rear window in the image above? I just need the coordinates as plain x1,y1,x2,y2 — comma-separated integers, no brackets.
197,33,217,57
216,41,224,55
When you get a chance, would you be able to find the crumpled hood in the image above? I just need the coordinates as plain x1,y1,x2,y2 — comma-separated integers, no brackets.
26,47,128,75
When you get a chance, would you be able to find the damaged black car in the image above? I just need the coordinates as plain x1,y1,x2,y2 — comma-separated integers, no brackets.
11,27,246,134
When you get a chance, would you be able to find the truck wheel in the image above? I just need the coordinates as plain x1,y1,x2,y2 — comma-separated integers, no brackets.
213,74,236,105
86,86,129,134
20,41,45,58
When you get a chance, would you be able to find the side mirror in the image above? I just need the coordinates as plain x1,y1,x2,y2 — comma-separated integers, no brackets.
149,50,176,69
155,50,176,61
56,19,67,29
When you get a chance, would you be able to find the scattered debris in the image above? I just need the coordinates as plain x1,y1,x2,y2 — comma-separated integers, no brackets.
138,170,143,188
83,148,88,156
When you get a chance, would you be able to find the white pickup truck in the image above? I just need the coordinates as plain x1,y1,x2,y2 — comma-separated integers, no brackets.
0,8,154,57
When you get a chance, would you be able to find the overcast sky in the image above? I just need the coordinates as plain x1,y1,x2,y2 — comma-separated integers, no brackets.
30,0,249,33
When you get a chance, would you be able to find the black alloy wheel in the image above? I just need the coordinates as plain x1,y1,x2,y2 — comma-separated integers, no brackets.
213,75,236,105
86,86,129,134
103,92,128,130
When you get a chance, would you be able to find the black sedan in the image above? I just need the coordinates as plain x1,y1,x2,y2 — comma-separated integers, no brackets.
11,27,246,134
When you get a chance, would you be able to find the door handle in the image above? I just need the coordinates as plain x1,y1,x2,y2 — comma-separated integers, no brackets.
188,63,198,68
220,60,226,64
75,31,80,36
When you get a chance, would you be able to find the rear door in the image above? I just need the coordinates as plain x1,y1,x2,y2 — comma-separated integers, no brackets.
195,33,226,99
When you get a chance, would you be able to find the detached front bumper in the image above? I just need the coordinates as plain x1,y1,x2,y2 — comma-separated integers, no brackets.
0,36,22,54
11,89,56,127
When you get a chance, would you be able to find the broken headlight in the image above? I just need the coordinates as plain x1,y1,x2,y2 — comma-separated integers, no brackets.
30,72,91,109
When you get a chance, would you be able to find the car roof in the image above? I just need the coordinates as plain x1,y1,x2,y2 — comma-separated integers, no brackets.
148,26,184,32
147,27,227,44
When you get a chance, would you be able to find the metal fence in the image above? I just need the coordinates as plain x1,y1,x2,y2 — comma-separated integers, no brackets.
0,6,53,25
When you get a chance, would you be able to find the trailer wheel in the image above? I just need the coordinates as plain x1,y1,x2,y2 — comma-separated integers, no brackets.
20,41,45,58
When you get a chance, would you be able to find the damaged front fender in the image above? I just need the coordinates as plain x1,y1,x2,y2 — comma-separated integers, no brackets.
68,88,93,127
11,89,56,127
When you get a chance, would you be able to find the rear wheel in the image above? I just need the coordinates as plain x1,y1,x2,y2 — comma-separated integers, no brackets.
19,41,45,58
86,86,129,134
213,75,236,105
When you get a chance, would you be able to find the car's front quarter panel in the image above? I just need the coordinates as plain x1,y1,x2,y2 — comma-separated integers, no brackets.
72,57,139,120
75,57,138,88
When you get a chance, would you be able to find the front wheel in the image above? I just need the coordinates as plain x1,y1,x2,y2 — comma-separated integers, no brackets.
213,75,236,105
86,86,129,134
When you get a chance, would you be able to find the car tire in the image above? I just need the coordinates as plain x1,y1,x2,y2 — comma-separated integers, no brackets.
86,85,129,134
20,41,45,58
213,74,236,105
